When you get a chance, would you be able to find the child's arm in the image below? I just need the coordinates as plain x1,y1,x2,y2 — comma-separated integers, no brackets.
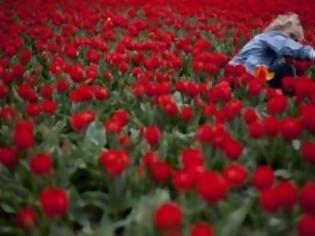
262,34,315,61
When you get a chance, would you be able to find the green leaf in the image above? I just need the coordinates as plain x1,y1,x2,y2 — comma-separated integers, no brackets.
44,120,67,151
84,214,114,236
219,198,254,236
69,188,91,228
83,121,106,154
0,224,20,235
292,140,301,151
129,189,170,226
1,203,15,213
158,134,169,160
173,91,183,105
81,191,109,210
49,223,75,236
0,166,29,202
275,169,292,179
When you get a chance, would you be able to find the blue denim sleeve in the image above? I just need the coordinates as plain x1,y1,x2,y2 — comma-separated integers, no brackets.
261,34,314,60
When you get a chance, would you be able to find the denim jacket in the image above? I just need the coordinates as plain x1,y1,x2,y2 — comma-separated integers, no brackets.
229,31,315,74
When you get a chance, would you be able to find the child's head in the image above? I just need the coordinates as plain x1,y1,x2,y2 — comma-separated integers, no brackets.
264,13,304,42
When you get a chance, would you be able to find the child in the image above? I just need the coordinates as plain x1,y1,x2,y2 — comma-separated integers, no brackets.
229,13,315,90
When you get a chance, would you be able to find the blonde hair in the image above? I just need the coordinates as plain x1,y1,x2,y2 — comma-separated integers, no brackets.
264,13,304,42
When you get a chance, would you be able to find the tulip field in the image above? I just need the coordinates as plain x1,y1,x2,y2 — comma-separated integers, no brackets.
1,0,315,235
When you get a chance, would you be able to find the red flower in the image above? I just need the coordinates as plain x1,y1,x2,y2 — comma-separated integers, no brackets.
222,138,243,160
214,110,226,123
184,81,200,97
202,104,217,117
100,150,130,177
197,171,228,203
42,100,57,115
301,141,315,164
243,108,258,124
119,135,132,148
20,49,32,65
94,86,110,100
13,63,25,79
300,182,315,215
225,64,246,77
143,151,159,168
163,229,183,236
300,104,315,134
195,39,212,51
119,62,129,73
41,85,54,99
145,55,162,70
13,120,34,150
223,163,247,188
5,44,17,57
104,71,113,81
56,80,69,93
253,166,274,191
50,57,65,74
104,119,123,134
266,88,283,98
175,81,187,93
294,60,313,74
70,110,96,131
206,81,231,103
275,181,298,209
17,84,38,102
181,148,204,168
248,121,264,139
0,146,18,168
172,169,195,192
280,118,302,141
27,76,39,87
209,52,228,68
144,126,161,145
149,161,172,183
298,214,315,236
70,85,94,102
294,76,315,100
29,153,53,175
86,65,98,83
225,99,243,120
181,106,193,122
2,70,14,84
0,84,8,99
112,109,129,126
16,207,37,229
87,49,100,63
69,64,84,82
282,76,295,92
40,187,68,217
262,116,279,137
192,60,204,72
0,106,17,121
154,202,182,230
26,103,42,117
260,187,279,213
247,79,264,96
164,101,178,117
190,222,214,236
196,124,213,143
211,123,230,149
204,63,219,74
267,95,288,114
65,45,78,58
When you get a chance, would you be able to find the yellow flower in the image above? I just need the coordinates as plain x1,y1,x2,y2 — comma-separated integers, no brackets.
255,66,275,81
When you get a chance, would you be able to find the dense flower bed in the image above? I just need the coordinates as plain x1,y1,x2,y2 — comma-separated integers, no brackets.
1,0,315,235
